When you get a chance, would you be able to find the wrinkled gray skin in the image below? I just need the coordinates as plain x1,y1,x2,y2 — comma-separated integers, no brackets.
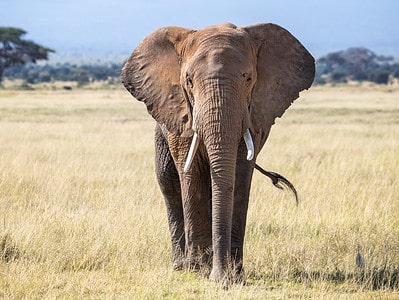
122,22,315,285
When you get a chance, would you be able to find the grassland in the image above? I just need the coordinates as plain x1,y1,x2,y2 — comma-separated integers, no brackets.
0,84,398,299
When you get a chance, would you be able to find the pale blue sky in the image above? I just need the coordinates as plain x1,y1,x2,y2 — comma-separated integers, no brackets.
1,0,398,58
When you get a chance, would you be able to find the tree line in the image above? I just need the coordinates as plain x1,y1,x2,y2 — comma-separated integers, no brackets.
315,47,399,85
4,63,122,86
5,47,398,87
2,27,399,87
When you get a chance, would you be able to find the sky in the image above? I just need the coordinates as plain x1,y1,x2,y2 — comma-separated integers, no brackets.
1,0,398,60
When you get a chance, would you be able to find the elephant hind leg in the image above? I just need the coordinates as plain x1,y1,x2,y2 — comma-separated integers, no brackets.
154,125,185,270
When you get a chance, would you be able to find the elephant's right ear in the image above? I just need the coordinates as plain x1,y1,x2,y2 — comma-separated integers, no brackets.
122,27,194,137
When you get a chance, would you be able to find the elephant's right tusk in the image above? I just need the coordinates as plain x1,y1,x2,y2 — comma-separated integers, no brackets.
243,129,254,161
184,132,199,172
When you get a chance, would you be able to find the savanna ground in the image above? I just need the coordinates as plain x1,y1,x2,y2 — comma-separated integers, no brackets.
0,82,398,299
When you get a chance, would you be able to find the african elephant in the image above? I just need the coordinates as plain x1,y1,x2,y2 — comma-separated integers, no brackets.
122,22,314,284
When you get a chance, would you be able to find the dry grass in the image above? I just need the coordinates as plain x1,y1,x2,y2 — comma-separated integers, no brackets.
0,84,398,298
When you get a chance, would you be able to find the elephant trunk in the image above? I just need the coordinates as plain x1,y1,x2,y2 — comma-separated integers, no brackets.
184,130,254,173
191,78,252,280
184,78,254,172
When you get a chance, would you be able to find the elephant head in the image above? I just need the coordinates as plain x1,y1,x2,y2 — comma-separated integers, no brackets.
122,22,314,283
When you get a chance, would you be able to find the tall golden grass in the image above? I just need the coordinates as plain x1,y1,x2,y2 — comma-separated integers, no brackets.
1,85,398,298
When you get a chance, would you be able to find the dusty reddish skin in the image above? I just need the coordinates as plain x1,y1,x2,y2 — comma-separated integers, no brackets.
122,22,314,285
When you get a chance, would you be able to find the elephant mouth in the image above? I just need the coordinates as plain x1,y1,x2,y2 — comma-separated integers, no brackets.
183,129,254,172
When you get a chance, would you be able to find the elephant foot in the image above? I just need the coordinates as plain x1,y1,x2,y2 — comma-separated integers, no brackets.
209,267,233,289
233,267,247,285
231,261,246,284
209,265,246,289
172,260,184,271
185,259,212,277
209,266,223,281
172,252,185,271
185,247,212,273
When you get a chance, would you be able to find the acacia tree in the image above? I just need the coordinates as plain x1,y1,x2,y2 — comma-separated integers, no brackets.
0,27,54,83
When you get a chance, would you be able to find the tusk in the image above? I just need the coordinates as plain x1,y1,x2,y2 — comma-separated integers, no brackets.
243,129,254,161
184,132,199,172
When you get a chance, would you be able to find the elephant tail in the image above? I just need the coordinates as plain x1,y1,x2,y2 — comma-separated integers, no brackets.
254,164,299,205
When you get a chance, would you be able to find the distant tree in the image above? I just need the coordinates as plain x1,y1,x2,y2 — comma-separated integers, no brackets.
0,27,54,83
316,47,397,85
330,71,347,83
368,68,390,84
393,64,399,79
38,70,51,82
71,68,90,86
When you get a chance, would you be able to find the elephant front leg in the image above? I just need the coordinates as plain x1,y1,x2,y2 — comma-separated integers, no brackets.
180,160,212,272
155,125,185,270
231,140,255,281
167,133,212,272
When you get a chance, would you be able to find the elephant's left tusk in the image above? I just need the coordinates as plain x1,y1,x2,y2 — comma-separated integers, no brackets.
243,129,254,161
184,132,199,172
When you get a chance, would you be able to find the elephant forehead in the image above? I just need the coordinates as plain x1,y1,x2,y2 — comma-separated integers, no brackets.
186,46,254,78
183,27,253,55
199,30,250,50
209,48,251,69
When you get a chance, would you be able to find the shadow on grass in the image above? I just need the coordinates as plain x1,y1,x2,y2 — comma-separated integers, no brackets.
0,233,20,263
291,267,399,290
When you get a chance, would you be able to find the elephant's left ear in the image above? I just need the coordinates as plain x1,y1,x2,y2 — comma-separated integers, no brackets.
242,23,315,134
122,26,194,137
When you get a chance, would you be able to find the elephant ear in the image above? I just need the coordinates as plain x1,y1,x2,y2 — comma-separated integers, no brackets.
243,23,315,134
122,26,194,137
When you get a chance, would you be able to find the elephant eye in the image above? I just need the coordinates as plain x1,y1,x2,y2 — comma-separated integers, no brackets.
186,76,193,88
243,73,252,86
